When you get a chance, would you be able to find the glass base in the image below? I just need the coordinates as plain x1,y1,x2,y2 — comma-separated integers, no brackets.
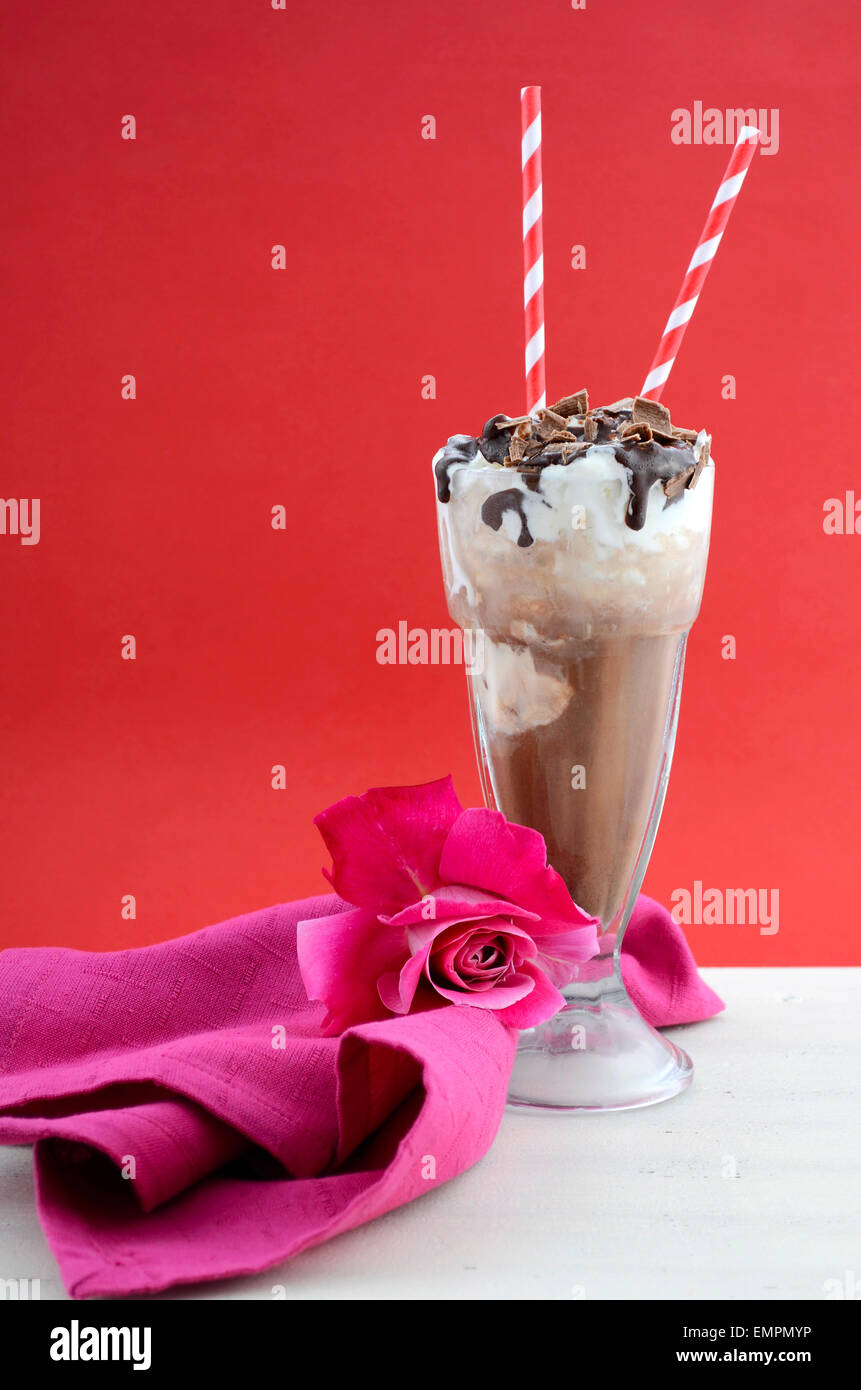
506,989,693,1113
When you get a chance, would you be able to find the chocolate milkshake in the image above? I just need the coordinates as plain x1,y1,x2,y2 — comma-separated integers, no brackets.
434,391,713,1107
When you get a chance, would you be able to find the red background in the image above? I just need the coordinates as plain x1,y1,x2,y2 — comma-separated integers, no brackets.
1,0,858,963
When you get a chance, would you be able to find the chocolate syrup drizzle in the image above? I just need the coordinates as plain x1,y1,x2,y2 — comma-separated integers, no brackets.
480,489,536,548
434,433,478,504
434,393,707,544
613,440,694,531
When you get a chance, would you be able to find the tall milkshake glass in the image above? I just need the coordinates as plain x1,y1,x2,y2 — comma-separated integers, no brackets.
434,395,713,1111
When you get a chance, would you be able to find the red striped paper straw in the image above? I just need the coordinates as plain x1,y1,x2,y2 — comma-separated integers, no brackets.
641,124,761,401
521,86,546,414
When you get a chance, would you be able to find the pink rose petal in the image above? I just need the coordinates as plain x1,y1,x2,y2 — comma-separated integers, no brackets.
405,913,538,959
439,808,600,948
430,968,537,1010
297,907,407,1033
381,884,539,932
377,943,432,1016
489,961,567,1030
315,775,463,912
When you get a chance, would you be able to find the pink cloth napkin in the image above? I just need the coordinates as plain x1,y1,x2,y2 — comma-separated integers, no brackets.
0,892,722,1299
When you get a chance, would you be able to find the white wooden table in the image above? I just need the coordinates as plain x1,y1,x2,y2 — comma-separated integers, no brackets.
1,969,858,1301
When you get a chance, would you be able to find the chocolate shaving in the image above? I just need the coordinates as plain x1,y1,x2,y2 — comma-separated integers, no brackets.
550,390,588,417
663,465,697,501
605,397,635,414
506,436,527,464
688,432,711,488
499,414,532,430
583,415,598,443
620,420,653,443
632,396,673,434
534,408,569,439
672,427,698,442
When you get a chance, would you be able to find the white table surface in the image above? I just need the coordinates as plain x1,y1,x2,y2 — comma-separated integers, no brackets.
1,968,858,1301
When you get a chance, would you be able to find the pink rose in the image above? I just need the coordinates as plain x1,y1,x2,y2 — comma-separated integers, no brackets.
298,776,599,1033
